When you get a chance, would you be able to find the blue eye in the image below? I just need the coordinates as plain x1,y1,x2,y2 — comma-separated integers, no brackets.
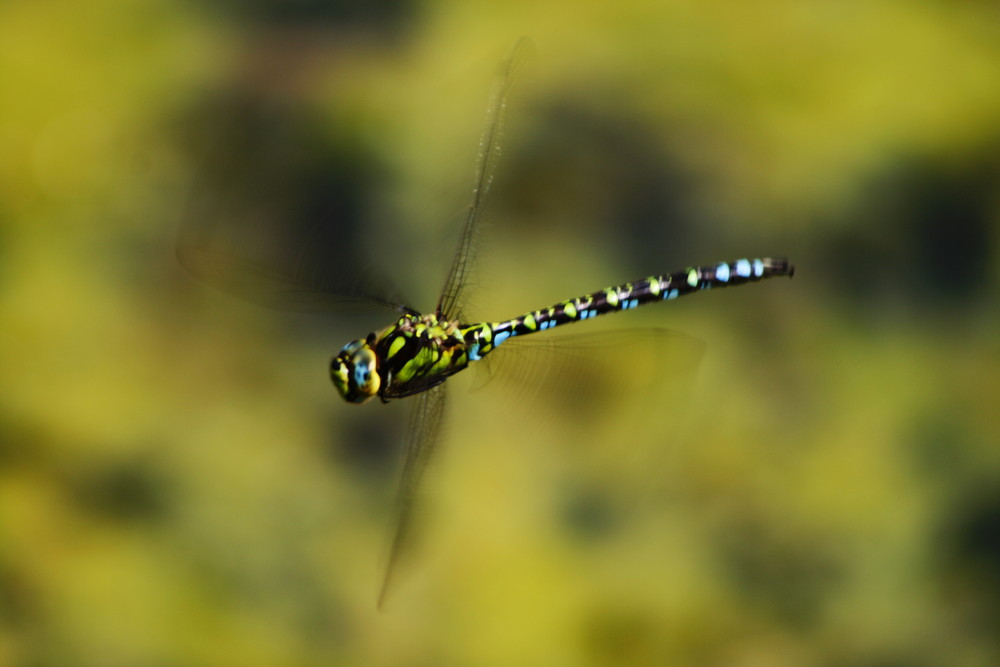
354,362,373,386
339,340,365,356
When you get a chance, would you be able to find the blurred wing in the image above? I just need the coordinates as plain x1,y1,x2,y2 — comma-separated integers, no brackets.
174,82,413,314
377,384,447,609
177,240,410,314
476,328,706,419
436,37,535,321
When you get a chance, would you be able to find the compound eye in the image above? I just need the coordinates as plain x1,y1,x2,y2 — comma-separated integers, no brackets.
330,340,380,403
351,348,381,401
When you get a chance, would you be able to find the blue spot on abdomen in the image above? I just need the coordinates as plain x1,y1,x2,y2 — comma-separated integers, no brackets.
716,263,730,283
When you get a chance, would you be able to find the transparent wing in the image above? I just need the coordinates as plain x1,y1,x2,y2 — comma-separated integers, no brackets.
177,241,410,314
377,384,447,609
475,327,706,419
174,83,413,314
474,328,708,527
377,39,534,606
435,37,535,321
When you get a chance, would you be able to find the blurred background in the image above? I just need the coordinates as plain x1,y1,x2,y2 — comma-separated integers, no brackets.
2,0,999,665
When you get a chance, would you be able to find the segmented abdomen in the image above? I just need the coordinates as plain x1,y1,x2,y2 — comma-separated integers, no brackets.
463,257,793,358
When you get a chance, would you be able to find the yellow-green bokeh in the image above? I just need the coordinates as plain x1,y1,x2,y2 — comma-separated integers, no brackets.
2,1,999,666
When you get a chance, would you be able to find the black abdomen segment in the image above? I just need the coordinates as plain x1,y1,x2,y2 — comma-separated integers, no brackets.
485,257,794,348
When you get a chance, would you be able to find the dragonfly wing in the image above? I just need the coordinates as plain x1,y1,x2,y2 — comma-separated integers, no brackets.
435,37,535,321
175,83,414,314
177,240,409,313
476,327,706,418
475,328,707,523
378,384,447,609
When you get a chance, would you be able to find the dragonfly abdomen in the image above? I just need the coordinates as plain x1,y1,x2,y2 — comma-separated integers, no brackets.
464,257,794,357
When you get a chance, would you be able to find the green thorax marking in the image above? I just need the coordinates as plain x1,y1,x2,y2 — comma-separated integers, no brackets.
375,313,476,399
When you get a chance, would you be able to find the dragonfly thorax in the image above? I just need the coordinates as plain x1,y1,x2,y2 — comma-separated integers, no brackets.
330,312,481,405
330,335,381,403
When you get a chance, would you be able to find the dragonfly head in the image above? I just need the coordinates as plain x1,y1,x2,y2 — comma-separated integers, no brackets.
330,336,381,403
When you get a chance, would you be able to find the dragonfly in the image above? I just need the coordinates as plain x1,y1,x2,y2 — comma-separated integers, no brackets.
178,38,794,607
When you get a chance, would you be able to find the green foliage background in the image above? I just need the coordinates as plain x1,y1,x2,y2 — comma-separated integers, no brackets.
2,1,998,665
